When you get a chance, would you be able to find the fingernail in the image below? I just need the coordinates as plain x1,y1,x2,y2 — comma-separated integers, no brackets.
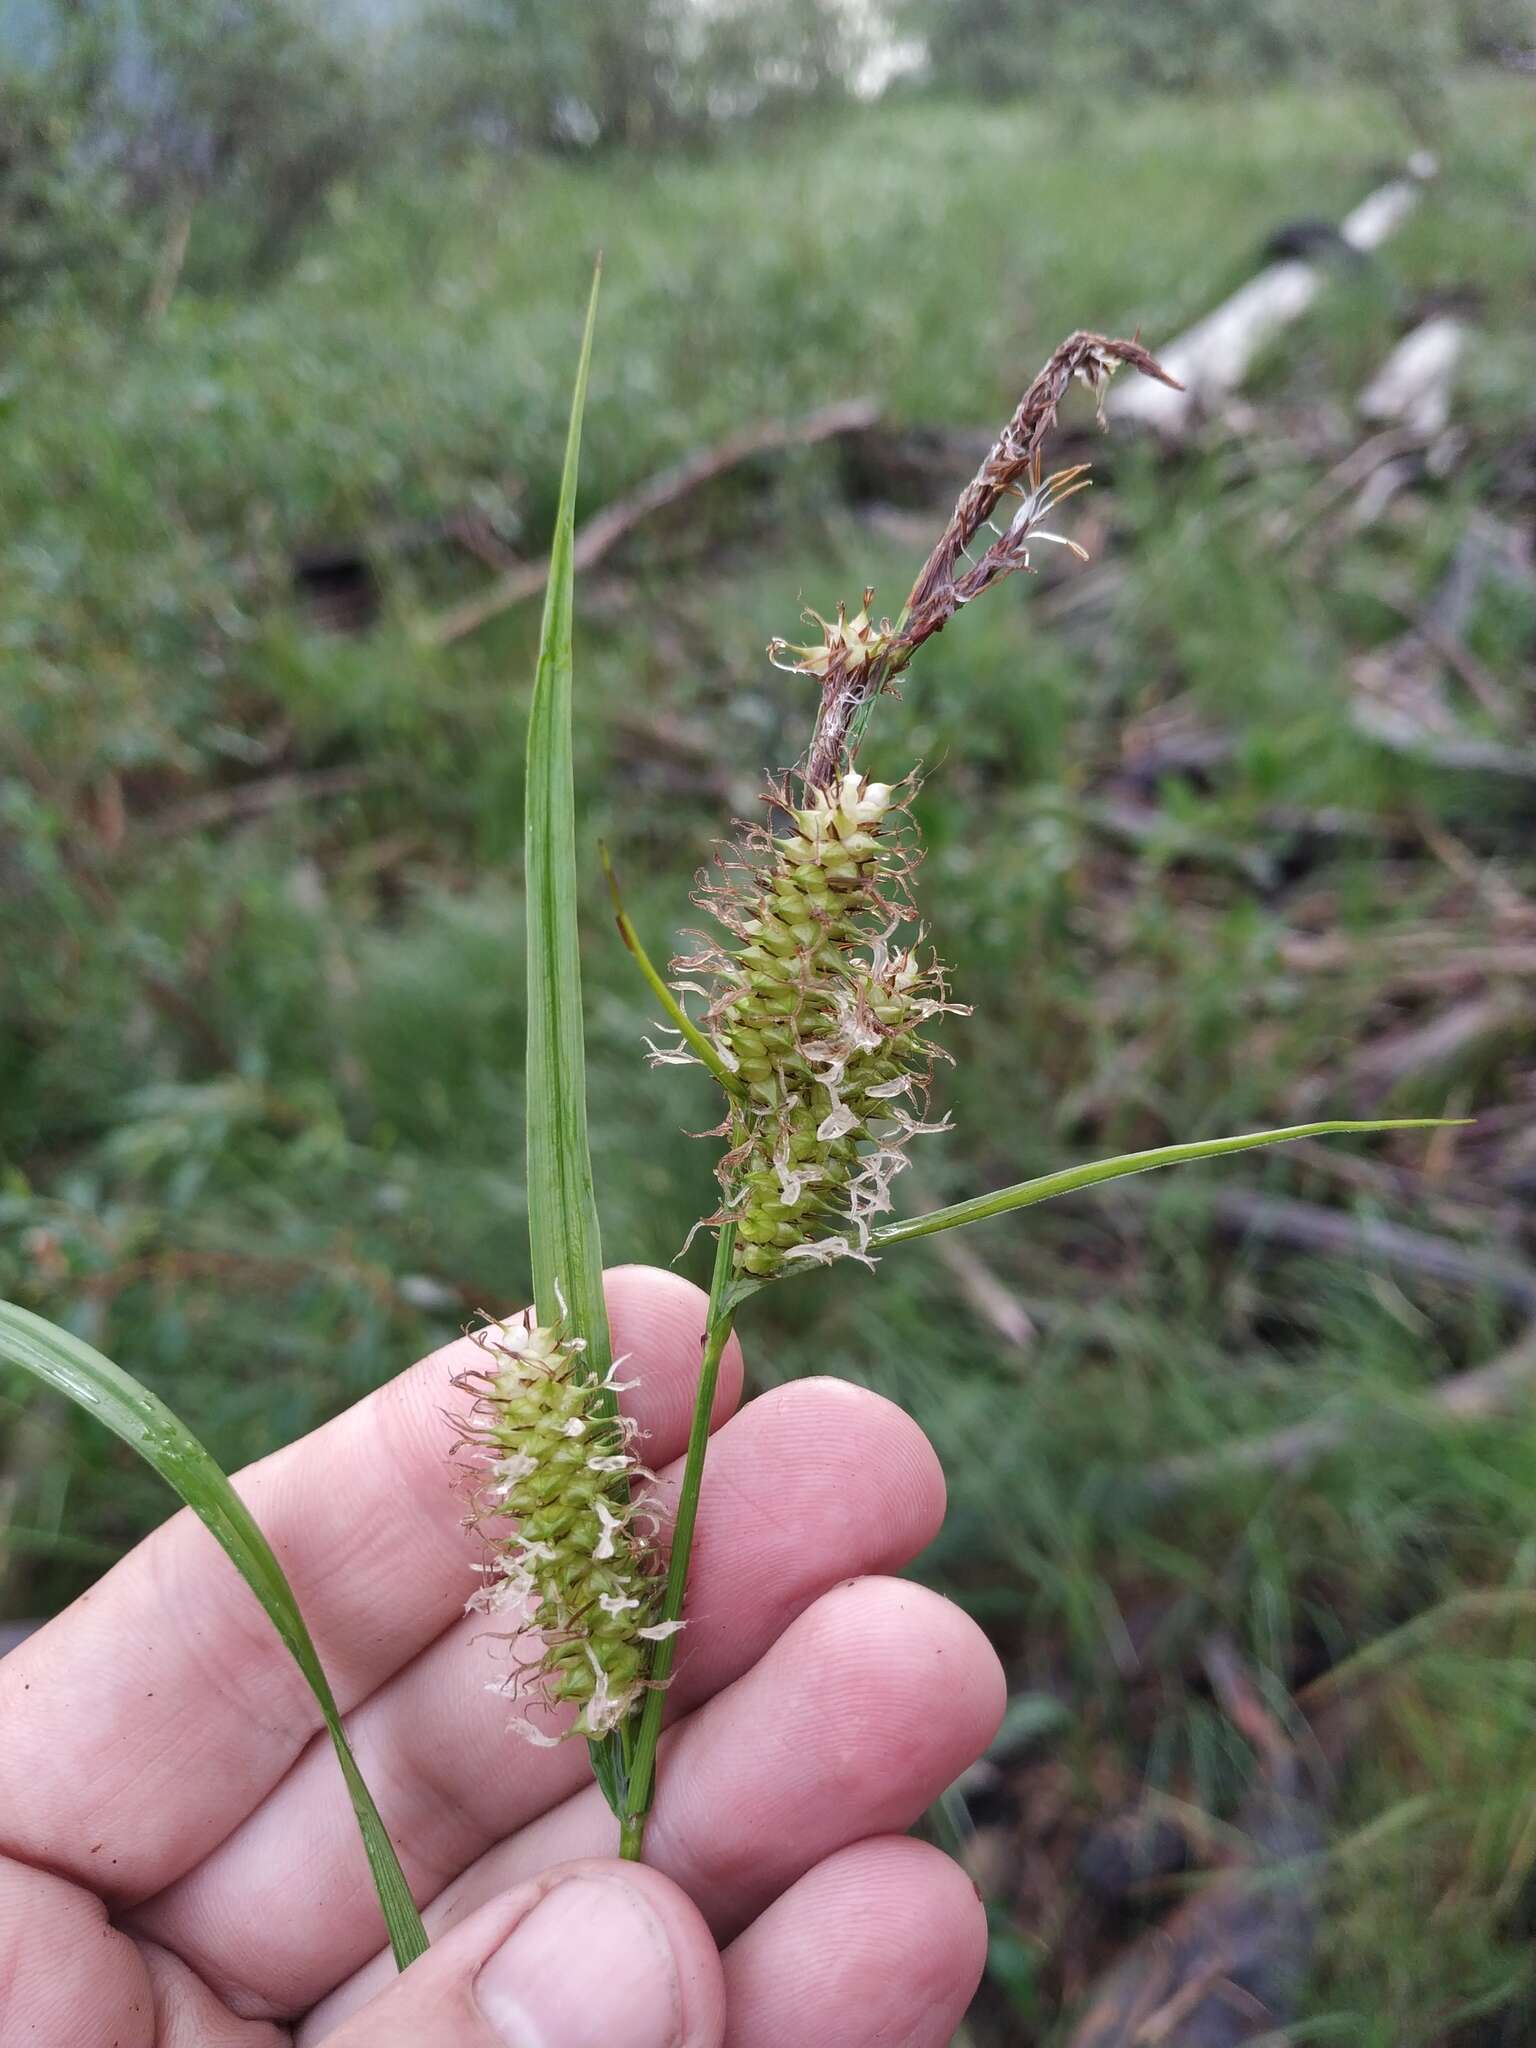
474,1875,684,2048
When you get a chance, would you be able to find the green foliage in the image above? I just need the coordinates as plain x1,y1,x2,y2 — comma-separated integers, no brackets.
128,0,386,281
3,0,386,304
0,1300,428,1966
0,24,139,313
518,270,636,1815
409,0,859,154
522,266,609,1369
4,0,863,310
902,0,1535,109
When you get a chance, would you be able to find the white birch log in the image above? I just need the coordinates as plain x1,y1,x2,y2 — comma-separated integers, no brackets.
1110,157,1438,437
1358,314,1466,437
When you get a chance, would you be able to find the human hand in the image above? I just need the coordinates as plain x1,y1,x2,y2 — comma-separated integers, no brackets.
0,1267,1004,2046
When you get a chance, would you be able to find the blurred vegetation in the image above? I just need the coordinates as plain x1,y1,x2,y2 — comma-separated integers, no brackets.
4,6,1536,2039
903,0,1536,129
7,0,1533,306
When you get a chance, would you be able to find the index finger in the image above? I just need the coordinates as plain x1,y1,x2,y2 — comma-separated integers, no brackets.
0,1267,742,1905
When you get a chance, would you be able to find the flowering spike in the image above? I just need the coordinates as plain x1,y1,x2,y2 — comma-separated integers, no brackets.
455,1315,667,1740
676,770,965,1278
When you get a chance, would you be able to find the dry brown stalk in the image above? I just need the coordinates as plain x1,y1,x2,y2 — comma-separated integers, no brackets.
934,1229,1037,1353
905,334,1175,617
800,332,1178,790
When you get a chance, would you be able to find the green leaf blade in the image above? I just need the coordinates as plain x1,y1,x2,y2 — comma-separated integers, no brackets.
522,265,631,1810
870,1120,1465,1249
524,262,611,1387
0,1299,429,1969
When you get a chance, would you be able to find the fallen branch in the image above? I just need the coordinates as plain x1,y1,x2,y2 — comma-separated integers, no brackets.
422,396,880,647
1350,514,1536,771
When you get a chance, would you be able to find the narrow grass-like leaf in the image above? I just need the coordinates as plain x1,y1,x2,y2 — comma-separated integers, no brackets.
525,262,610,1372
0,1299,429,1969
522,264,631,1811
869,1120,1463,1249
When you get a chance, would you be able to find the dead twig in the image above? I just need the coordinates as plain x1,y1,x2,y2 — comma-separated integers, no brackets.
423,397,880,648
1350,515,1536,772
1412,811,1536,928
1265,424,1426,549
1352,723,1536,781
1280,933,1536,988
1329,989,1530,1108
934,1231,1036,1353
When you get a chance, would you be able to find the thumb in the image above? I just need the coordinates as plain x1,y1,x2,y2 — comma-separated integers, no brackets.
319,1858,726,2048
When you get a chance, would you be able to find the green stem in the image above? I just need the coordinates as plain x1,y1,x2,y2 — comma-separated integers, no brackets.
620,1220,738,1859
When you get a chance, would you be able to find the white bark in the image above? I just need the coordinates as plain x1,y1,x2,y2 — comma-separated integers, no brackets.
1358,315,1466,437
1110,161,1437,438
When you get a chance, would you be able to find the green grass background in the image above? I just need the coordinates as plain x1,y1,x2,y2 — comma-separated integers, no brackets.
6,72,1536,2040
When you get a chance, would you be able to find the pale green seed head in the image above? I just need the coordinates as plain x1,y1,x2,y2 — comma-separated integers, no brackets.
677,769,963,1278
456,1317,672,1744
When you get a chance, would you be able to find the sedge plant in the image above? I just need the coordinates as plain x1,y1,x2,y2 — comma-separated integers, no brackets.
463,270,1456,1864
0,269,1459,1957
